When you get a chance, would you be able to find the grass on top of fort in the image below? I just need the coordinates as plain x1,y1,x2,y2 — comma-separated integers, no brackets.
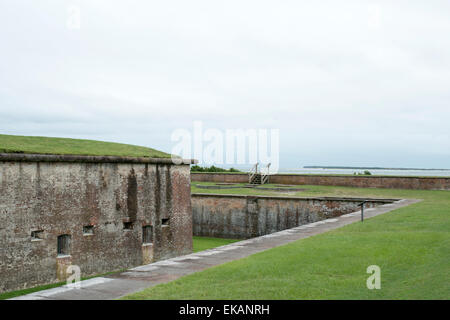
122,183,450,300
0,134,171,158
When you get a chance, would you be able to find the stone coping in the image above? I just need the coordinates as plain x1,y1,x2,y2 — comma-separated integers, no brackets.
190,172,450,179
191,193,399,203
0,153,197,165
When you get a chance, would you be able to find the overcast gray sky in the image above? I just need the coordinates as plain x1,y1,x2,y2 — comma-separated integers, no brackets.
1,0,449,169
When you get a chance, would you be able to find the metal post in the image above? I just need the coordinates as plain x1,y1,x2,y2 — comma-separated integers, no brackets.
361,202,364,222
358,200,366,222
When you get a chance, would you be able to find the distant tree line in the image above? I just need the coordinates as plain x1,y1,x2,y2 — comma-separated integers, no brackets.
354,170,372,175
191,165,241,173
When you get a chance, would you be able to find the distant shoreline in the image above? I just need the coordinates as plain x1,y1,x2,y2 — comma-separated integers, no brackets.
303,166,450,171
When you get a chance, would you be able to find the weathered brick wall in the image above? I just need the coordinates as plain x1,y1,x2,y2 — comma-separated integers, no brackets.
191,173,450,190
0,156,192,293
192,194,394,239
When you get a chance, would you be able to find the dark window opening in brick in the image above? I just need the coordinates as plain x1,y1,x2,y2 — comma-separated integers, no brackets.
123,222,133,230
57,234,71,256
162,218,170,226
31,230,44,240
83,225,94,235
142,226,153,244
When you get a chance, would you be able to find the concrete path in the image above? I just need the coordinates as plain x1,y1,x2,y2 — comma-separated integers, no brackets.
10,199,420,300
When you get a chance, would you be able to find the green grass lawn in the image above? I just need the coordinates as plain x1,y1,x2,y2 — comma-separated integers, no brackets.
0,134,170,158
123,184,450,300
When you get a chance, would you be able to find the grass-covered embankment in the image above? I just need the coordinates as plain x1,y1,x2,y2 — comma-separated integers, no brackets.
123,184,450,300
0,134,170,158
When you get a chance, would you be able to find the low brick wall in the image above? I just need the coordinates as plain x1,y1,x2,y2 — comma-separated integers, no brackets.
191,173,450,190
0,154,193,293
192,194,395,239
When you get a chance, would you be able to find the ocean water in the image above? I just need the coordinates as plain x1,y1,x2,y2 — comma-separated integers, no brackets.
278,168,450,177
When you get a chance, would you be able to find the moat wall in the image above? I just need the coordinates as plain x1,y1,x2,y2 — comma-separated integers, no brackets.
192,194,395,239
191,173,450,190
0,154,192,293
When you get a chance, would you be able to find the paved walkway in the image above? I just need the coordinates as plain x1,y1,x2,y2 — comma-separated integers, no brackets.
11,199,420,300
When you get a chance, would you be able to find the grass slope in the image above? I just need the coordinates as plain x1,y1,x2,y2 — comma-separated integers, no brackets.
0,134,170,158
123,185,450,300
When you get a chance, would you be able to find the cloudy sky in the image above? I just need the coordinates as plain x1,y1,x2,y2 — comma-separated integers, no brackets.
1,0,449,169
